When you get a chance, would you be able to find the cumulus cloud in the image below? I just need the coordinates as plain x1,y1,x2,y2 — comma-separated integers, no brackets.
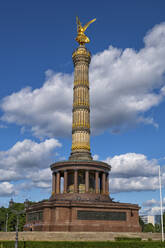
1,72,73,138
0,182,15,197
0,143,163,197
142,198,159,207
1,23,165,137
105,153,163,193
110,176,159,194
106,153,159,178
0,138,61,174
140,197,165,215
90,23,165,133
0,138,61,195
26,168,52,189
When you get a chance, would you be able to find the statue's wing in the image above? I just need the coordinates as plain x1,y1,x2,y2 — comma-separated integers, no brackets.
76,16,82,32
83,18,96,32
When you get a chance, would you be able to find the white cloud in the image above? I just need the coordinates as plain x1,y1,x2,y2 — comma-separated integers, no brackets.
27,168,51,183
140,206,162,216
90,23,165,133
93,154,99,160
106,153,159,178
1,23,165,137
140,197,165,215
0,138,61,173
0,182,15,197
0,138,61,194
142,198,159,207
0,138,61,196
0,170,21,181
110,176,159,193
105,153,163,193
1,72,73,138
26,168,52,189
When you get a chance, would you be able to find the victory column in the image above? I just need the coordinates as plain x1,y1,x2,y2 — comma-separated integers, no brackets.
70,17,96,160
25,17,141,232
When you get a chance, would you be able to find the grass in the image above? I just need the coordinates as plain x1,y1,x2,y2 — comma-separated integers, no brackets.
0,241,165,248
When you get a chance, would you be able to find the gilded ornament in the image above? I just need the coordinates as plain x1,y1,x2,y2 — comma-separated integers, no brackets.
75,16,96,45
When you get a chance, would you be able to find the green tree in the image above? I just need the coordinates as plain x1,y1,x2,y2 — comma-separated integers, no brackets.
143,223,155,232
8,202,26,231
139,217,145,232
0,207,7,231
154,223,161,233
0,201,35,232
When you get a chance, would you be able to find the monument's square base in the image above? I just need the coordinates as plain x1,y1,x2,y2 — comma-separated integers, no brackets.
25,199,141,232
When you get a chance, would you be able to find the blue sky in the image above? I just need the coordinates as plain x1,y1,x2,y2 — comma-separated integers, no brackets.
0,0,165,215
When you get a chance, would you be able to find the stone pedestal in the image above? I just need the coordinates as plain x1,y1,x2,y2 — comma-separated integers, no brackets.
25,160,141,232
25,197,141,232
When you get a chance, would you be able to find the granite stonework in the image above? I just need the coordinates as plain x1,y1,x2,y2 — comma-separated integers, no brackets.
25,198,140,232
25,160,140,232
25,42,141,232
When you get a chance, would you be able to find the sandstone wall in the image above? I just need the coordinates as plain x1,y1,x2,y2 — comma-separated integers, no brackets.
0,232,162,241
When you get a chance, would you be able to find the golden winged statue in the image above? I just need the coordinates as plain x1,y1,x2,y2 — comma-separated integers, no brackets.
75,16,96,45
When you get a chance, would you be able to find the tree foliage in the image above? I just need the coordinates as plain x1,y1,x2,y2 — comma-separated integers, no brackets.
139,216,162,233
139,216,145,232
0,202,34,232
143,223,155,233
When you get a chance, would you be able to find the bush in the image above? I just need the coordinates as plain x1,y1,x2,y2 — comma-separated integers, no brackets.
0,241,165,248
115,237,142,241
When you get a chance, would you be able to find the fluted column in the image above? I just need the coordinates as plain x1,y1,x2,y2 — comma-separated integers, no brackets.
64,171,68,193
102,173,106,194
74,170,78,193
69,45,92,161
56,172,60,194
95,171,99,194
85,170,89,193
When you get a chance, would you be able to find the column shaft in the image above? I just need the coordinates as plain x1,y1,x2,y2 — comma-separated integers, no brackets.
64,171,68,193
74,170,78,193
102,173,106,194
52,173,56,194
85,170,89,193
56,172,60,194
106,173,109,194
95,171,99,194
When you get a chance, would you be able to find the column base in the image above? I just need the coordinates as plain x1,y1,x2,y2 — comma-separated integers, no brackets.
69,150,93,161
